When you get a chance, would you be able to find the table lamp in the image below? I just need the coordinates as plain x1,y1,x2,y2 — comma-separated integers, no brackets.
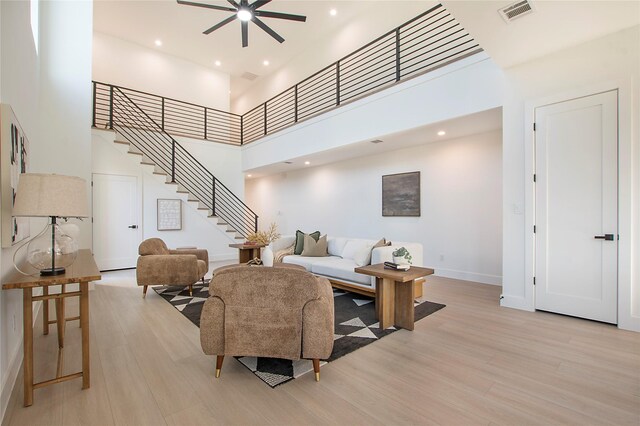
12,173,89,276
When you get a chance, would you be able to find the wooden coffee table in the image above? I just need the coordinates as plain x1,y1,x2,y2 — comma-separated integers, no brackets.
354,263,434,331
229,243,266,263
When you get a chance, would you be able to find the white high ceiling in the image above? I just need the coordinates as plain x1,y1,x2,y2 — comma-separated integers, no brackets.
93,1,430,100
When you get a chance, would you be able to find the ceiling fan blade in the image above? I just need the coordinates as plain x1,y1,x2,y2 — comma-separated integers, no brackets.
203,15,237,34
254,10,306,22
241,21,249,47
226,0,240,8
252,16,284,43
241,0,249,7
177,0,236,12
250,0,271,10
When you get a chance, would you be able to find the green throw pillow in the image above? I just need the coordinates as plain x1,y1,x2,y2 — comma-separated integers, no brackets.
294,230,320,255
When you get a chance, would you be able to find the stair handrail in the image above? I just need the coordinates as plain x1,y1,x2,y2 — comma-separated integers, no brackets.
110,86,258,237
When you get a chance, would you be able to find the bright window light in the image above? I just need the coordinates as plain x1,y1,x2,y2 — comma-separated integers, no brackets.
30,0,39,54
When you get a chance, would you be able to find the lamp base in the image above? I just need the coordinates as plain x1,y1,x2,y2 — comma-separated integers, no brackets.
40,267,66,276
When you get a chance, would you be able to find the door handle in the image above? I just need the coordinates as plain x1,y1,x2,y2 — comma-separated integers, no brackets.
128,225,138,229
594,234,614,241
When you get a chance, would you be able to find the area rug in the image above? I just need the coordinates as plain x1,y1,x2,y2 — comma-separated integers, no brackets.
154,281,445,387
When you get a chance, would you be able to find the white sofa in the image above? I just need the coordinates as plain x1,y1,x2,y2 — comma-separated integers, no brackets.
270,235,424,296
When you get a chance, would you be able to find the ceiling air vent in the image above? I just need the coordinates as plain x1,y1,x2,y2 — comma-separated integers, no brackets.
370,139,383,144
241,72,259,81
498,0,535,23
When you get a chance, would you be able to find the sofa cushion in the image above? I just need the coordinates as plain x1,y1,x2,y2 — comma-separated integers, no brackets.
294,230,320,255
342,240,376,267
311,258,372,286
282,254,342,271
327,237,348,257
301,234,328,257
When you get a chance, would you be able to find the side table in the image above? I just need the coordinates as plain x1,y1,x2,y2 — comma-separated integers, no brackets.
354,263,434,331
1,249,101,406
229,243,266,263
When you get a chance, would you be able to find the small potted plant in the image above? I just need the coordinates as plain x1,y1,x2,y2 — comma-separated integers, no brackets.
392,247,412,265
246,222,281,266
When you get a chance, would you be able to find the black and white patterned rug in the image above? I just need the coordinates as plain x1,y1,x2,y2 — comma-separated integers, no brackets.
154,281,445,387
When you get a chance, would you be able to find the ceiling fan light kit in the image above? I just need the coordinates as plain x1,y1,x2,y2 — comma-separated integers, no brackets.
177,0,307,48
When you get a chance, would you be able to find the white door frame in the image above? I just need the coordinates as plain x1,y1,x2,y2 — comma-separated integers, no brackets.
523,79,637,331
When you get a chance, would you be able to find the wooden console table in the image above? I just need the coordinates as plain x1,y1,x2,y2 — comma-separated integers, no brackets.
229,243,265,263
354,263,434,331
2,249,101,406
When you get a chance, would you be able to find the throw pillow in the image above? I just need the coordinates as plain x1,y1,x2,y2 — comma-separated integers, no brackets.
294,230,320,255
274,243,295,263
342,240,376,267
327,237,348,257
373,238,387,249
301,234,328,257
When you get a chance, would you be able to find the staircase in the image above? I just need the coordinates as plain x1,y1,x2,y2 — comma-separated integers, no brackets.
101,86,257,240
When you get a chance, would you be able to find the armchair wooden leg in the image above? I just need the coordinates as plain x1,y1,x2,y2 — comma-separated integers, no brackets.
202,277,206,285
215,355,224,378
312,359,320,382
142,285,148,298
189,285,193,296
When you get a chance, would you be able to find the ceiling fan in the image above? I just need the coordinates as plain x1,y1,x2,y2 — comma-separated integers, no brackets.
177,0,307,48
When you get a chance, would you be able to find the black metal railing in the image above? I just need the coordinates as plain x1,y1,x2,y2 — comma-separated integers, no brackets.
241,3,481,144
93,4,480,147
109,86,257,238
93,82,243,146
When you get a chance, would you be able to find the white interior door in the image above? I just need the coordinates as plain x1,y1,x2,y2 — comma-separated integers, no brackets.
535,90,618,323
92,173,141,271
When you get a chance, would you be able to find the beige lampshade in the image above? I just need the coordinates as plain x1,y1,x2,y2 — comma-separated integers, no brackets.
13,173,89,218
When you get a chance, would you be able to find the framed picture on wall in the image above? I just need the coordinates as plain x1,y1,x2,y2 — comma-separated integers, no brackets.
1,104,30,247
157,198,182,231
382,171,421,217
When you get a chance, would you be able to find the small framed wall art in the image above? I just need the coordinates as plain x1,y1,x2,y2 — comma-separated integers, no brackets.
382,171,421,217
1,104,30,247
157,198,182,230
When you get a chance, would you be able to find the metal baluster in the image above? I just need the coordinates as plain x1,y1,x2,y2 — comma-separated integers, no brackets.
161,98,165,131
294,85,298,123
240,115,244,145
336,62,341,106
109,86,114,130
263,103,267,136
204,107,207,140
92,82,97,127
395,28,401,81
212,177,216,216
171,140,176,183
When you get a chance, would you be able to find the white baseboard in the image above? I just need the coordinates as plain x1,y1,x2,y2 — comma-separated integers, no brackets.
209,253,236,263
1,301,42,424
434,268,502,286
500,294,535,311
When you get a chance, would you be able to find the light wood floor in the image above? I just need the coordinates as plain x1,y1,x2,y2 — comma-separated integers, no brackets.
3,272,639,425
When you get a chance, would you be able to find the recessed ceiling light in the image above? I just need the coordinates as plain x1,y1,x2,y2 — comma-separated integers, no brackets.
247,174,252,178
263,60,270,66
154,39,163,47
437,130,446,136
329,9,337,16
237,9,253,22
304,161,310,165
214,60,221,66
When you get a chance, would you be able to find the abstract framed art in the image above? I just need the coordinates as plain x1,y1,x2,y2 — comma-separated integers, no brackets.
382,171,421,217
157,198,182,231
1,104,30,247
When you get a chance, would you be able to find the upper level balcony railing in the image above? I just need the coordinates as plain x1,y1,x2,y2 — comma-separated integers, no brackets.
93,4,481,146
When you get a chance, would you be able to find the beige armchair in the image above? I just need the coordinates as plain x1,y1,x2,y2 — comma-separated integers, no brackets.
200,265,334,381
136,238,208,297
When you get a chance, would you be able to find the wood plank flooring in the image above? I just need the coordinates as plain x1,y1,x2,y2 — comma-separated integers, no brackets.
3,272,639,425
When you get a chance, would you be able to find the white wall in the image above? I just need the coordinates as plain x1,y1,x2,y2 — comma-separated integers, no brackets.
92,130,242,262
246,130,503,285
93,32,230,112
500,26,640,331
241,54,504,172
0,0,93,420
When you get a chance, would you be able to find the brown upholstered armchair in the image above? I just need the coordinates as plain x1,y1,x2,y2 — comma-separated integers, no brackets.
136,238,208,297
200,265,334,381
